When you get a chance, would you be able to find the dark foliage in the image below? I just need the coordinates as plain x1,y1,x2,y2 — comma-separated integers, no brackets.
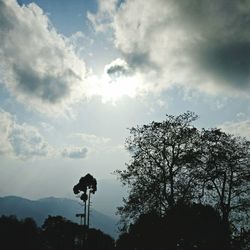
164,203,227,249
42,215,79,250
116,203,228,250
73,173,98,228
0,215,42,250
199,129,250,229
0,215,114,250
42,216,115,250
231,229,250,250
87,228,115,250
73,173,97,197
116,112,250,237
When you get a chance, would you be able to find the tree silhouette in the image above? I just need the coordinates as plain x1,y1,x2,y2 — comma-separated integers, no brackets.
0,215,42,250
87,228,115,250
116,232,135,250
116,203,226,250
116,111,202,222
164,203,227,250
42,215,78,250
122,211,165,250
231,229,250,250
0,214,114,250
116,112,249,233
199,129,250,236
73,173,97,227
73,173,97,249
21,217,42,250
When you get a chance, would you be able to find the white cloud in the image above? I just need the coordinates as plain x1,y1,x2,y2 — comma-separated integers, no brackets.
0,109,13,155
84,59,144,104
219,120,250,139
0,0,87,114
39,122,54,132
70,132,125,155
61,146,88,159
3,0,248,111
0,109,93,160
90,0,250,97
236,112,246,119
66,31,94,59
71,133,111,148
87,0,118,32
0,109,52,159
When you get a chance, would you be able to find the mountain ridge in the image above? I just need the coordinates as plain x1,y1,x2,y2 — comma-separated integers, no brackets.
0,195,118,238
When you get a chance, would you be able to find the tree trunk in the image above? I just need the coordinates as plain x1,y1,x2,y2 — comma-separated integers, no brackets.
169,165,175,208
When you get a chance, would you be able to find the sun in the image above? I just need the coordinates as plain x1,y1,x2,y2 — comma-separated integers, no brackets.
86,71,143,103
95,73,143,103
102,77,135,101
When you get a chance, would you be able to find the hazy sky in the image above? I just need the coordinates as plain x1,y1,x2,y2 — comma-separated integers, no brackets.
1,0,250,199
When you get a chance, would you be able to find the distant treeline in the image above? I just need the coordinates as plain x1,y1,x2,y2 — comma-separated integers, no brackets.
0,215,114,250
1,209,249,250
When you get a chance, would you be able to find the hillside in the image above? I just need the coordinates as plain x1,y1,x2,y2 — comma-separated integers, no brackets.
0,196,118,238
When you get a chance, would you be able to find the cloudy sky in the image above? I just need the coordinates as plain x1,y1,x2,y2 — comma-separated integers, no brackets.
1,0,250,200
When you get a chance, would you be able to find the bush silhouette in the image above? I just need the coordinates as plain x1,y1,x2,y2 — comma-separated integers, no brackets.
164,203,227,249
42,215,80,250
87,228,115,250
0,215,42,250
42,215,115,250
116,203,227,250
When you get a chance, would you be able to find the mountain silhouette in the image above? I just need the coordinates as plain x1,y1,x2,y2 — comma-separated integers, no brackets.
0,196,118,238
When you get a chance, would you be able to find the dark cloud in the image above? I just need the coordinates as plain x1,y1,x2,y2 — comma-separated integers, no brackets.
105,58,132,79
13,65,70,104
0,0,14,32
107,65,128,76
198,42,250,89
125,52,159,71
0,0,86,113
112,0,250,95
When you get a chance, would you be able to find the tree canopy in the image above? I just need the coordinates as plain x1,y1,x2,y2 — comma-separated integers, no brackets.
200,129,250,229
116,203,227,250
116,112,202,220
116,112,250,233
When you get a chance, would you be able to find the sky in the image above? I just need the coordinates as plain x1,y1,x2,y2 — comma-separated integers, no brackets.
0,0,250,200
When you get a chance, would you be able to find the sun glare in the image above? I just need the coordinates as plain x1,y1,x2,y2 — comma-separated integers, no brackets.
87,73,142,104
102,76,139,102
